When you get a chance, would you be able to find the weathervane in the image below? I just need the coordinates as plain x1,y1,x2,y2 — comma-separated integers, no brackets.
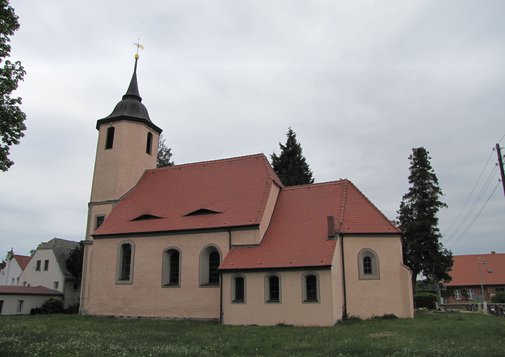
133,40,144,59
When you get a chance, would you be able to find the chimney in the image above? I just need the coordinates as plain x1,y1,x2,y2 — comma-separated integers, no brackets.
327,216,336,239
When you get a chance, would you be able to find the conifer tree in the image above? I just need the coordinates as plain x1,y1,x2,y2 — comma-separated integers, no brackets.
397,147,452,291
0,0,26,172
271,128,314,186
157,135,174,168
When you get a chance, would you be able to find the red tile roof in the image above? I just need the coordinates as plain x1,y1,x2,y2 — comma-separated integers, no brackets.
13,255,31,270
95,154,283,236
0,286,63,296
444,253,505,286
220,180,399,270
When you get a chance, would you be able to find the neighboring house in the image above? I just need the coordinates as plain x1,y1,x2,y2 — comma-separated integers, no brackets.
19,238,80,308
444,252,505,303
0,286,62,315
0,250,31,286
79,56,414,326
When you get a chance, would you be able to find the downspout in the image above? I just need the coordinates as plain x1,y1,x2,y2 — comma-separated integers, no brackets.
340,233,347,319
220,230,232,324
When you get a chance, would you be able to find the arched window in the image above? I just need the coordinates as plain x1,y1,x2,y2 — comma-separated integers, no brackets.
232,275,245,303
199,246,221,286
105,127,115,149
117,242,134,283
265,274,281,303
358,249,380,280
162,248,180,287
146,132,153,155
302,273,319,303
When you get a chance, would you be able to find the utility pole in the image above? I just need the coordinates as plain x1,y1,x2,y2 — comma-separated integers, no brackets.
497,143,505,197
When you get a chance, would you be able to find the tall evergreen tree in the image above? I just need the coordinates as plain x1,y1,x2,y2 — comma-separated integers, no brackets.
157,135,174,168
65,242,84,283
397,147,452,291
0,0,26,172
271,128,314,186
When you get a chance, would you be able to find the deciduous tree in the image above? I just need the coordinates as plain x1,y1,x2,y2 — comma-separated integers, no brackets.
271,128,314,186
397,147,452,291
65,242,84,282
0,0,26,172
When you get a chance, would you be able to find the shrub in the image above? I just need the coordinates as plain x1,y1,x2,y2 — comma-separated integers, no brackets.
414,292,438,309
64,304,80,314
491,292,505,303
41,298,64,314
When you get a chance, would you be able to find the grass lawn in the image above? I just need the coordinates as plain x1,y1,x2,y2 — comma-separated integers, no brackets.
0,312,504,356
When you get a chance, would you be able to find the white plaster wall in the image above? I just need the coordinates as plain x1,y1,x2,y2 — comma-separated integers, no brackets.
0,259,23,286
19,250,65,292
0,294,62,315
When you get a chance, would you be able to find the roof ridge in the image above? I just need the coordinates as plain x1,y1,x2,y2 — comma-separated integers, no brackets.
282,179,347,191
148,153,268,172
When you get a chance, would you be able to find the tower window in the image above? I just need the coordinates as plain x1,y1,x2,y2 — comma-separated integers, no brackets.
105,127,115,149
146,132,153,155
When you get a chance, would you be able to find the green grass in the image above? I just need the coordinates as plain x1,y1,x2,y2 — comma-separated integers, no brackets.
0,312,504,356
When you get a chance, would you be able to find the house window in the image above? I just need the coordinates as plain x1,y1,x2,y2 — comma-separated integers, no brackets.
303,273,319,303
467,288,474,300
265,274,281,303
95,215,105,230
199,246,221,286
454,289,462,300
146,132,153,155
105,127,115,149
53,281,59,290
117,242,134,283
232,275,245,303
17,300,24,314
36,260,41,271
44,260,49,271
0,300,3,314
162,248,180,287
358,249,380,280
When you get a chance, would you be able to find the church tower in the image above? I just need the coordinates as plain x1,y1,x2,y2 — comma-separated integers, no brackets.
85,54,163,240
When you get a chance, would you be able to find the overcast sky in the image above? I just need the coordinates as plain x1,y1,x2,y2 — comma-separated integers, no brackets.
1,0,504,258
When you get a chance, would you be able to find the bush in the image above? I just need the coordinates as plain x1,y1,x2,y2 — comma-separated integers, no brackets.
414,292,438,309
64,303,80,314
491,292,505,303
41,298,64,314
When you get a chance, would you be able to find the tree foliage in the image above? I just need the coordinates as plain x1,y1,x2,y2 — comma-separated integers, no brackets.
0,259,5,270
0,0,26,172
65,242,84,282
157,135,174,168
397,147,452,290
271,128,314,186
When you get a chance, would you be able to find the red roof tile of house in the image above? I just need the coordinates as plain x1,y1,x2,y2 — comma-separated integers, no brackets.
95,154,283,236
220,180,399,270
444,253,505,286
13,254,31,270
0,286,63,296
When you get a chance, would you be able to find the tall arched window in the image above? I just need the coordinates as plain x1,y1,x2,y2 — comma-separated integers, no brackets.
266,274,281,303
199,246,221,286
358,249,380,280
146,132,153,155
105,127,115,149
232,275,245,303
117,242,134,283
162,248,181,287
302,272,319,303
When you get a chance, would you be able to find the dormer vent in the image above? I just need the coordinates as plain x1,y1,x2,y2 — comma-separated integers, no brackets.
185,208,222,217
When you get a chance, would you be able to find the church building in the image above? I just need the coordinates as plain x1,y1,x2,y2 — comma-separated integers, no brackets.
79,55,414,326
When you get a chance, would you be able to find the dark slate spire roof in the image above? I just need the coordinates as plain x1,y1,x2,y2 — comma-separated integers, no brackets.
96,55,162,134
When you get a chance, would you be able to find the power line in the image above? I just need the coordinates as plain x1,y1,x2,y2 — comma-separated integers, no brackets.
444,164,498,243
447,181,500,249
443,148,495,238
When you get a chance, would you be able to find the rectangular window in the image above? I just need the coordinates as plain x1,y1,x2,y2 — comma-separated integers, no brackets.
17,300,24,314
233,276,245,302
268,276,280,302
53,281,59,290
146,132,153,155
35,260,41,271
105,127,115,149
454,289,461,300
96,215,105,229
44,260,49,271
305,274,318,302
467,289,474,300
0,300,3,314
